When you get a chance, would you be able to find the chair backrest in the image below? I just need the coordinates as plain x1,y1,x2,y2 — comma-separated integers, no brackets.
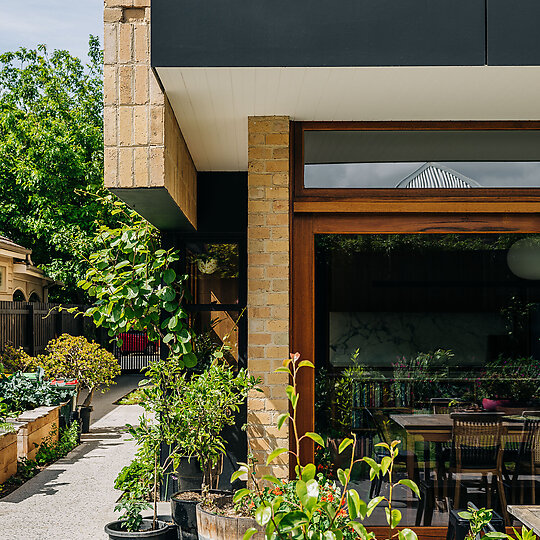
450,412,505,469
431,397,461,414
519,415,540,465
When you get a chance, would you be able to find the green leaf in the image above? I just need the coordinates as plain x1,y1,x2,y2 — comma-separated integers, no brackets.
231,467,248,483
349,522,372,539
261,475,281,485
398,479,420,498
277,413,290,430
301,463,316,482
163,268,176,284
347,489,363,520
183,352,197,368
398,529,418,540
338,438,353,455
337,468,348,486
266,447,288,465
385,507,402,528
277,510,309,532
366,496,385,517
233,488,250,502
297,360,315,369
380,456,392,476
255,504,271,526
243,528,258,540
304,432,325,447
274,366,291,374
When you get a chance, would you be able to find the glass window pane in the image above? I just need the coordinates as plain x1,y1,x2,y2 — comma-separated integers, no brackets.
189,310,240,367
315,233,540,526
304,130,540,188
187,243,239,305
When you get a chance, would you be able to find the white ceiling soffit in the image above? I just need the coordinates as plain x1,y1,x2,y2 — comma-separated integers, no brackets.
156,66,540,172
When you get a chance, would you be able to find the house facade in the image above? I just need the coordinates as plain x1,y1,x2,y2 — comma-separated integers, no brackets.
104,0,540,531
0,236,52,302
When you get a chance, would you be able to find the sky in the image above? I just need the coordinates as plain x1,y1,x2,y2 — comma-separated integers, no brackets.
0,0,103,62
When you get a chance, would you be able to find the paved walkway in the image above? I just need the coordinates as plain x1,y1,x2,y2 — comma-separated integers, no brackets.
0,403,144,540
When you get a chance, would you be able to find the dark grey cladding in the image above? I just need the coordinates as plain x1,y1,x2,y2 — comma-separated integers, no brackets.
151,0,486,67
487,0,540,66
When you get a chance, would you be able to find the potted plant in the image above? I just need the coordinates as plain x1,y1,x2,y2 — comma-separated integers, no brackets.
197,353,420,540
37,334,121,432
169,360,259,540
480,356,540,412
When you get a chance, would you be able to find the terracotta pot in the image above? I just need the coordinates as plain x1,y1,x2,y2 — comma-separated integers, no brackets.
482,398,512,411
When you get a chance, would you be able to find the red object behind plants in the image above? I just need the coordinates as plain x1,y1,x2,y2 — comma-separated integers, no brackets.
119,331,159,354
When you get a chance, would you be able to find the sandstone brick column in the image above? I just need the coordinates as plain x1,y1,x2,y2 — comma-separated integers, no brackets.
104,0,197,227
247,116,290,479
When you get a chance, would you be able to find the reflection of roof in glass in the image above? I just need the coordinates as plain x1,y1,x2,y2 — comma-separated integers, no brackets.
396,162,481,188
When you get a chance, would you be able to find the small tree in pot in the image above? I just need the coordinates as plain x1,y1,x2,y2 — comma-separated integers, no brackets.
38,334,120,431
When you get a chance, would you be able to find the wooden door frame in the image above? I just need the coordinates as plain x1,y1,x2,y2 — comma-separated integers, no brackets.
291,212,540,465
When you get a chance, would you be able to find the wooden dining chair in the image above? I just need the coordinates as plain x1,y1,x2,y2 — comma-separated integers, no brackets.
430,397,462,415
365,408,419,497
511,412,540,504
445,412,509,523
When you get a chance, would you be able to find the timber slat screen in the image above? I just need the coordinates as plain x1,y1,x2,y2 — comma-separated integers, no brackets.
0,301,87,356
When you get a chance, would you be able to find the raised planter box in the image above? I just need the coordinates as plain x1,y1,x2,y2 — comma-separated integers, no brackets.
0,430,18,484
14,405,60,461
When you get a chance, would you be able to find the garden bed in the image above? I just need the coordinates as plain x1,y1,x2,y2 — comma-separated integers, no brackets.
0,430,17,484
12,404,60,461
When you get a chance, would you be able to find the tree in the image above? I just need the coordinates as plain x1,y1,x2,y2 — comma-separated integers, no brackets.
0,36,122,302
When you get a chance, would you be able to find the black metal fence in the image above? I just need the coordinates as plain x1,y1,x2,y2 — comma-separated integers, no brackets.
0,301,157,372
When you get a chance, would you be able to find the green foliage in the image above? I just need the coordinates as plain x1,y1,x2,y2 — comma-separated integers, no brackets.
509,527,538,540
232,354,419,540
114,498,152,532
479,356,540,402
34,421,79,466
0,37,125,302
118,388,148,405
164,361,260,489
0,345,34,374
114,459,154,532
39,334,120,406
458,506,508,539
392,349,454,406
0,371,76,416
78,214,195,368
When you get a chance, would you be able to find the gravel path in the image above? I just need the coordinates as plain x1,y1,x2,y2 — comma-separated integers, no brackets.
0,404,144,540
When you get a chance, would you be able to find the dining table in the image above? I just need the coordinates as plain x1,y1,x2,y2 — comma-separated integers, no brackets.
389,413,525,488
507,505,540,535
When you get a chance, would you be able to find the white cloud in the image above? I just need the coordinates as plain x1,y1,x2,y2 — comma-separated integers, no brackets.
0,0,103,62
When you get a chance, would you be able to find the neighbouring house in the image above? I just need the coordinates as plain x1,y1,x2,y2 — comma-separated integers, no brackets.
104,0,540,534
0,236,53,302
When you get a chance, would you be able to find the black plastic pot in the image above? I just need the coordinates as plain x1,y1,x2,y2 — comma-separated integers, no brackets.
176,457,203,491
171,490,230,540
79,406,93,433
104,519,171,540
141,514,179,540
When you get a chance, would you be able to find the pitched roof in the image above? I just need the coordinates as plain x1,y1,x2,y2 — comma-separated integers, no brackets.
395,162,481,189
0,236,31,255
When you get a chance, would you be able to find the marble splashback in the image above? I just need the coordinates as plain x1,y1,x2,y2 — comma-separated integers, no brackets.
329,311,506,367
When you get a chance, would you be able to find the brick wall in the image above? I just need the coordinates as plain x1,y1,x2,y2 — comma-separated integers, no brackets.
103,0,197,228
247,116,290,479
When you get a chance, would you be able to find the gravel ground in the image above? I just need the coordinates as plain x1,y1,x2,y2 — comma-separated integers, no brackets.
0,404,144,540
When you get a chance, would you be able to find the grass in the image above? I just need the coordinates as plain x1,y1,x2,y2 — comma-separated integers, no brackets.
118,387,149,405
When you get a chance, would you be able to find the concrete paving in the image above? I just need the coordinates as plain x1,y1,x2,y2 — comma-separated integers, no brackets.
0,403,145,540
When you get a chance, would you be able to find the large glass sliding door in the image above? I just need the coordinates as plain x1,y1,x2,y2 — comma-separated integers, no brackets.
313,233,540,526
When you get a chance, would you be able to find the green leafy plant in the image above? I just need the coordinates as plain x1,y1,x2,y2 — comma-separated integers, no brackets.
0,38,129,303
34,421,80,465
165,361,260,493
479,356,540,403
0,345,34,374
232,353,419,540
509,527,538,540
0,371,76,416
114,459,154,532
458,506,508,539
392,349,454,406
38,334,120,407
77,212,196,369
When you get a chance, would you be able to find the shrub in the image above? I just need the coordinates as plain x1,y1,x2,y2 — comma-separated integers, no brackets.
40,334,120,407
